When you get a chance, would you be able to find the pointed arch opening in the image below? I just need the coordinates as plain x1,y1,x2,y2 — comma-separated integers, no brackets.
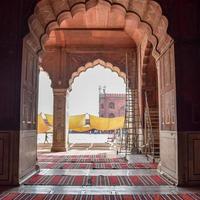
68,59,126,91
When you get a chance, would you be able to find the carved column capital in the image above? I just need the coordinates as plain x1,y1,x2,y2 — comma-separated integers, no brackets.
51,80,69,90
53,88,67,95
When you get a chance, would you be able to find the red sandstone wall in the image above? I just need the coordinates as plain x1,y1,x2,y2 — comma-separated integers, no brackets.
99,94,125,118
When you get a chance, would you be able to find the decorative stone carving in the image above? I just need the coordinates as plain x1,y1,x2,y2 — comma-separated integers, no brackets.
50,0,70,16
161,90,175,126
159,45,177,131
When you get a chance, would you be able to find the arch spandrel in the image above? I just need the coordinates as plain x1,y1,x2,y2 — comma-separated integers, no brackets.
27,0,172,59
39,47,136,91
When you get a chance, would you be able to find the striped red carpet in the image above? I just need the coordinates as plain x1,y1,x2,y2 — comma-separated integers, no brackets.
37,154,107,162
38,154,106,157
37,154,106,158
38,157,126,163
39,162,158,169
1,193,200,200
24,175,172,186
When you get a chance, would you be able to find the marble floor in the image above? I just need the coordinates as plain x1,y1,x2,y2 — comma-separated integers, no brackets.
1,149,200,198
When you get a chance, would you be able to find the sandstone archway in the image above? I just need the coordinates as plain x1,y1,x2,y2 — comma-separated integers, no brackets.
27,0,172,59
20,0,177,185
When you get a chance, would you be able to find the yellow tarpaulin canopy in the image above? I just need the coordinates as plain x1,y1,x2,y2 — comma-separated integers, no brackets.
45,114,53,126
69,114,92,132
44,114,87,132
90,115,125,131
71,126,92,132
39,113,124,132
37,114,51,133
69,114,86,129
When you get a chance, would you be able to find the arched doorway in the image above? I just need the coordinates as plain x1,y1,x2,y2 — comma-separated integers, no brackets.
19,0,177,185
67,62,126,149
141,42,160,160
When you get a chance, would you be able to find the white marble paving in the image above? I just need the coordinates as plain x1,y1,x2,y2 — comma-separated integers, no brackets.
4,185,200,195
39,169,158,176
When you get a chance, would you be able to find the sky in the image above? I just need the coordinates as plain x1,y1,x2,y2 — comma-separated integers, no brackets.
38,65,125,116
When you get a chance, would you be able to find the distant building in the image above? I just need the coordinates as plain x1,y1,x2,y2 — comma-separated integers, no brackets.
99,86,125,118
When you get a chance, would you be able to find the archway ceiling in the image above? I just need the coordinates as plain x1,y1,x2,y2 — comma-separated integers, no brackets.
28,0,172,59
45,29,136,48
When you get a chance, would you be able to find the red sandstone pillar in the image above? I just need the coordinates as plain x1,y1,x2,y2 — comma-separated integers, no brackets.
51,88,67,152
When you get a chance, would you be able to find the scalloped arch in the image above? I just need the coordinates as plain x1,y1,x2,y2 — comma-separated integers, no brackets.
28,0,173,59
68,59,126,91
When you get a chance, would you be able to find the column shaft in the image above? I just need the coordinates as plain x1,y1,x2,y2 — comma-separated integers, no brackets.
51,89,67,152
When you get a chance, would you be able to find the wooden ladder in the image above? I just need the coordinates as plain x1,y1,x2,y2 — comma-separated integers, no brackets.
118,54,142,157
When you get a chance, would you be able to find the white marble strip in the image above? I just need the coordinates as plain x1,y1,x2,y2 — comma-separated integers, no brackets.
6,185,200,195
39,169,158,176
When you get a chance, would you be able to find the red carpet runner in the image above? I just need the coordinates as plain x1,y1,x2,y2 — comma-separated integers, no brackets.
1,193,200,200
38,157,126,163
39,162,158,169
24,175,172,186
38,154,106,162
37,154,106,158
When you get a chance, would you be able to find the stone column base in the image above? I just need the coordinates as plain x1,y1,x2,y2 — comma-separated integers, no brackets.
51,146,66,152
